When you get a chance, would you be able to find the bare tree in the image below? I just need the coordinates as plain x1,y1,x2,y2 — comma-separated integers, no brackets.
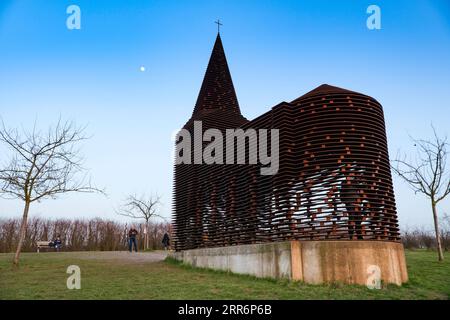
392,126,450,261
118,194,164,250
0,119,103,265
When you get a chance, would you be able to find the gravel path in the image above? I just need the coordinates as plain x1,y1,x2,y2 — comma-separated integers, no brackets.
59,250,168,264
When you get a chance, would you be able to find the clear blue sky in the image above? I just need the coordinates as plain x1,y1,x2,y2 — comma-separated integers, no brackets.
0,0,449,230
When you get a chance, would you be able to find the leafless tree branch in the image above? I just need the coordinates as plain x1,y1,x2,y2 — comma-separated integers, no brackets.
118,193,164,222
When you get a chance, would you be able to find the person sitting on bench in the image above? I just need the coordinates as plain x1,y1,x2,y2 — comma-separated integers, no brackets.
52,235,62,252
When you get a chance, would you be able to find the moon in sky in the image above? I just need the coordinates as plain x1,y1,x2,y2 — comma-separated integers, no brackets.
140,66,146,72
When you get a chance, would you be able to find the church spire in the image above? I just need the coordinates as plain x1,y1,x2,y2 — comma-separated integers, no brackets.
192,34,242,117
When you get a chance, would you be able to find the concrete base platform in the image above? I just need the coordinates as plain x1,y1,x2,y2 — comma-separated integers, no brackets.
169,241,408,285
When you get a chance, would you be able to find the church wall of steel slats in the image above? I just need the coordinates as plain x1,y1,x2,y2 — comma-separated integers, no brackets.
172,35,400,251
173,90,400,251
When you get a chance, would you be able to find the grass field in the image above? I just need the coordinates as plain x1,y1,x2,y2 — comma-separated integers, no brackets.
0,250,448,299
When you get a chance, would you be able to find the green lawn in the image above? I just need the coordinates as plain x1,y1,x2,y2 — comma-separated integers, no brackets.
0,250,448,299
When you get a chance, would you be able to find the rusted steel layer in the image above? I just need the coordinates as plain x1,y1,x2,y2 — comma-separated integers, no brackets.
172,35,400,251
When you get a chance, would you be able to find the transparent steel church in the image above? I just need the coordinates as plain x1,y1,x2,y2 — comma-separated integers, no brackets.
172,34,400,252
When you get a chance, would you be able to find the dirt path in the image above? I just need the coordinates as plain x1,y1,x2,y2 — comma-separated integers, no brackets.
59,250,169,264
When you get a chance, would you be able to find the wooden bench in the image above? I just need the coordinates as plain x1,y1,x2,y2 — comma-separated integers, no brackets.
36,241,53,252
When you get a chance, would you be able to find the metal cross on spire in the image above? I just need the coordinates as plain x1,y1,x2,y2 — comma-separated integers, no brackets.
215,19,223,33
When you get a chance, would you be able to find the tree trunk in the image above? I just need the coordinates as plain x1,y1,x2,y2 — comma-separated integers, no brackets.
13,200,31,265
431,201,444,261
145,221,149,250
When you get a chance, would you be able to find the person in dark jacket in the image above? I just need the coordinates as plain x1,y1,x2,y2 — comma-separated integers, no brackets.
162,232,170,250
128,227,138,252
53,235,62,252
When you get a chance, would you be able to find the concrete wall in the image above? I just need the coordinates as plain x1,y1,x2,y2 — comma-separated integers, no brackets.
290,241,408,285
170,242,292,279
169,240,408,285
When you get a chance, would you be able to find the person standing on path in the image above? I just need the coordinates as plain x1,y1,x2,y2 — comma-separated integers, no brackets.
162,232,170,250
128,226,138,252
